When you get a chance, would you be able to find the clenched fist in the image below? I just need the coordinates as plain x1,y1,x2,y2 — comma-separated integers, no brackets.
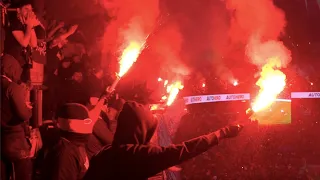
220,124,244,138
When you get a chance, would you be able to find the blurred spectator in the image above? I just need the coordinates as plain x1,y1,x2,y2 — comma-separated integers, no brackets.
1,54,33,180
39,103,95,180
3,0,40,81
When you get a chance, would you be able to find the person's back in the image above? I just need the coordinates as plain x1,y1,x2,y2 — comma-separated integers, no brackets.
39,103,94,180
1,54,33,180
84,101,243,180
40,133,88,180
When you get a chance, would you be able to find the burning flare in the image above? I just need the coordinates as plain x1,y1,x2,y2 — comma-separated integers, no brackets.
158,78,184,106
166,81,184,106
251,58,286,112
118,41,144,77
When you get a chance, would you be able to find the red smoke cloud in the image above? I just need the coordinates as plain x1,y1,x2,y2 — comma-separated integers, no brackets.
150,22,189,78
98,0,160,72
226,0,286,43
226,0,291,68
123,20,189,100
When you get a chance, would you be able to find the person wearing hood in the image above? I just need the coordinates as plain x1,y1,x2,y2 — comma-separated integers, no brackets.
83,101,243,180
39,103,96,180
1,54,33,180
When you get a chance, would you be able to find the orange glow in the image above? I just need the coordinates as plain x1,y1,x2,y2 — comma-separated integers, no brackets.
166,81,184,106
251,58,286,112
202,83,206,88
118,41,143,77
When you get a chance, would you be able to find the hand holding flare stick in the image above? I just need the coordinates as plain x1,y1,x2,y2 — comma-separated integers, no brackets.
90,15,167,120
89,36,150,121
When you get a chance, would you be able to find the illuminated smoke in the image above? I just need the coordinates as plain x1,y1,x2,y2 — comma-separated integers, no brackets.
98,0,160,72
225,0,291,68
150,22,190,78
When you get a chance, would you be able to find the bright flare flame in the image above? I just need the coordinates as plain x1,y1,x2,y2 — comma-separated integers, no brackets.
251,58,286,112
118,41,143,77
202,83,206,88
166,81,184,106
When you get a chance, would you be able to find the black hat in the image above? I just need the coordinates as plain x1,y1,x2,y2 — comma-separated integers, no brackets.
57,103,90,120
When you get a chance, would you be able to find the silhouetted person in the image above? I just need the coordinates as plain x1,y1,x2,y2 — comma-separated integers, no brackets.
83,101,243,180
40,103,96,180
1,54,32,180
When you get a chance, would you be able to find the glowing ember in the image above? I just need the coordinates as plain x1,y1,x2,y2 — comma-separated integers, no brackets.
118,41,142,77
233,80,238,86
164,80,168,87
166,81,184,106
150,104,159,111
251,58,286,112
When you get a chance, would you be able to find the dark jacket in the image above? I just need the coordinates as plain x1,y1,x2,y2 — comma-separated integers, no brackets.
83,102,223,180
86,117,114,159
1,54,32,161
40,131,89,180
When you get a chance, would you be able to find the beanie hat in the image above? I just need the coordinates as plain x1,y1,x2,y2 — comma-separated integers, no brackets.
109,98,126,111
57,103,90,120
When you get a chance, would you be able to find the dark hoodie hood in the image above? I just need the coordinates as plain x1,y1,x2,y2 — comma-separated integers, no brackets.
113,101,158,145
1,55,22,83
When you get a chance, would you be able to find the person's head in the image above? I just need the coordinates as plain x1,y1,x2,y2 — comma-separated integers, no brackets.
72,55,81,63
57,103,94,134
94,69,104,79
107,98,126,121
72,72,83,83
113,101,158,145
15,0,33,18
1,54,23,83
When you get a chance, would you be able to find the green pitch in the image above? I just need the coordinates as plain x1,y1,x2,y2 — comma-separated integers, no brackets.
252,100,292,125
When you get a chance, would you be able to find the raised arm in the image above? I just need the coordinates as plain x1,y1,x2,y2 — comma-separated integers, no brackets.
50,25,78,48
12,12,38,47
29,28,38,47
133,124,243,177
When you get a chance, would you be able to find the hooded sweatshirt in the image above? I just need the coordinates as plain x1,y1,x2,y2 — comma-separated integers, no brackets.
83,101,225,180
1,54,31,127
1,54,32,161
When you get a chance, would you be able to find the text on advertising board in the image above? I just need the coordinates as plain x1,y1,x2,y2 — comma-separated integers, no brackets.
191,96,202,103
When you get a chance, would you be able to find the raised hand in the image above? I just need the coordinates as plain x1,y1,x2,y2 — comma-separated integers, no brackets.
68,24,79,34
57,21,65,28
25,11,39,27
25,12,34,27
220,124,244,138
